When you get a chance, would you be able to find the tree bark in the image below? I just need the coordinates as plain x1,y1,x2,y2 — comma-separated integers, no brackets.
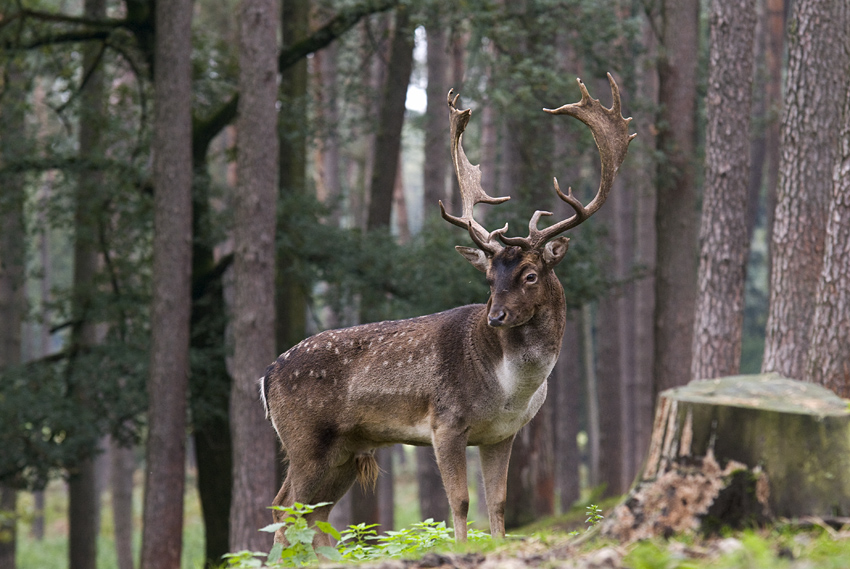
366,6,415,231
229,0,280,553
552,313,581,511
416,446,450,523
0,50,27,569
111,441,135,569
69,1,107,566
423,18,450,213
505,403,554,529
806,31,850,395
762,0,847,380
139,0,194,567
691,0,758,381
654,0,700,394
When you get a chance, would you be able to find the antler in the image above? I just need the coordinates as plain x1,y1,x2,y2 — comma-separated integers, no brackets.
500,73,636,250
441,89,510,254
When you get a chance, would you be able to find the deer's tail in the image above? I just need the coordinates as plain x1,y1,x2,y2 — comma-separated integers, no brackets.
355,452,380,491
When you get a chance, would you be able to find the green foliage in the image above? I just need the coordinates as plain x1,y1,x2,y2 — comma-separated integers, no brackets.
585,504,604,527
226,502,492,568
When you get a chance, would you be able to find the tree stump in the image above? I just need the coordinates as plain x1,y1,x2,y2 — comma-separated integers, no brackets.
602,373,850,541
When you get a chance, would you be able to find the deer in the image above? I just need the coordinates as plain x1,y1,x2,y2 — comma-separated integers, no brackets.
260,73,635,545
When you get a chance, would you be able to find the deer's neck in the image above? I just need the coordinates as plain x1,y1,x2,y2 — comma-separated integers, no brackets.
473,280,566,396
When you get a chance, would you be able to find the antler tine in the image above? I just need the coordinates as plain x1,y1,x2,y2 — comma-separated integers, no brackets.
442,89,510,254
500,73,636,250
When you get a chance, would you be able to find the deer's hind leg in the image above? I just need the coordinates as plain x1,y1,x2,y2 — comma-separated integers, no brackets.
273,449,360,547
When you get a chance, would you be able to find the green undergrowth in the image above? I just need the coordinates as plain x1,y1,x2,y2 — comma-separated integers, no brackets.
223,502,607,568
625,526,850,569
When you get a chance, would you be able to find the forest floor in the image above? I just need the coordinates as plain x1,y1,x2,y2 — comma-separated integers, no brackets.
338,515,850,569
14,465,850,569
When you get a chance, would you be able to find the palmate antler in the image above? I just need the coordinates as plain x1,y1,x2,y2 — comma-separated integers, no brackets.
443,73,636,252
440,89,510,254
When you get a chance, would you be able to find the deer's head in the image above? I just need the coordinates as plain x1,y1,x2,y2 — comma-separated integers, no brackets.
442,75,635,328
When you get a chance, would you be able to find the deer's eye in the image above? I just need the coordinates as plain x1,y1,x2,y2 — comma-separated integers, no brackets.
525,273,538,284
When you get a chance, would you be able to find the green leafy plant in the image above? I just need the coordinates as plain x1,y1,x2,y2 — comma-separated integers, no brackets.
224,504,493,568
586,504,605,527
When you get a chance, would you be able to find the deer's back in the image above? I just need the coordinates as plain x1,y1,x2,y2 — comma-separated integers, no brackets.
262,304,490,449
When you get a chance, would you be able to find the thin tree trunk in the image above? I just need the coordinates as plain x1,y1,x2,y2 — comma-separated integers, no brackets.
581,303,600,487
691,0,758,381
416,447,449,523
69,1,107,566
0,52,27,569
654,0,700,394
277,0,309,354
596,291,623,497
552,312,581,511
229,0,280,552
111,441,135,569
806,34,850,394
139,0,194,567
631,19,658,477
366,6,415,231
423,19,450,213
762,0,847,380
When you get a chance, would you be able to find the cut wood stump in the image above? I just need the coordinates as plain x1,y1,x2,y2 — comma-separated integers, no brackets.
602,373,850,541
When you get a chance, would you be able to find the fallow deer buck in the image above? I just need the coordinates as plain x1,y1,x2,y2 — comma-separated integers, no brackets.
261,73,634,544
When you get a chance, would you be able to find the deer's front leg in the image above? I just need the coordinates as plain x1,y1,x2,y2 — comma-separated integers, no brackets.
478,434,515,538
432,426,470,541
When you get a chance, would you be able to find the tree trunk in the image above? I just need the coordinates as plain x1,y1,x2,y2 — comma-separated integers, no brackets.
229,0,280,552
604,374,850,542
70,1,107,566
505,403,555,529
423,18,450,213
277,0,310,353
596,293,623,497
111,441,135,569
552,312,581,511
691,0,758,381
806,39,850,395
581,303,600,487
762,0,847,380
416,446,450,523
139,1,194,567
631,20,658,477
366,6,415,231
654,0,700,394
0,50,27,569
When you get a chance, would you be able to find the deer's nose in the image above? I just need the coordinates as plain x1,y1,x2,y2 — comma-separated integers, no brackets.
488,308,508,327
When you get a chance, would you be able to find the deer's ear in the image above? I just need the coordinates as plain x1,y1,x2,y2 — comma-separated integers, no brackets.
542,237,570,267
455,246,489,273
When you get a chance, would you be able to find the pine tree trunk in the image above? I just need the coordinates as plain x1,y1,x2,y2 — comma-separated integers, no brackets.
631,21,658,476
691,0,757,381
423,19,450,213
654,0,700,393
366,6,415,231
229,0,280,552
806,38,850,395
70,1,107,566
552,313,581,511
762,0,847,380
0,50,26,569
139,0,194,567
111,442,135,569
416,447,449,523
